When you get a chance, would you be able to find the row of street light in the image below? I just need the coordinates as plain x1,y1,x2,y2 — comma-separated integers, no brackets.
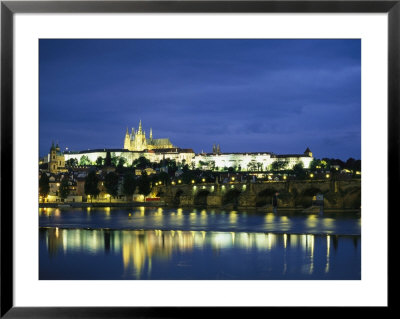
154,174,331,187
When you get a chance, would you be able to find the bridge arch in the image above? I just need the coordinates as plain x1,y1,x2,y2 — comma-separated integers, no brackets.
222,188,242,207
173,188,186,197
342,186,361,209
173,189,185,206
194,189,210,206
295,186,323,208
256,187,277,207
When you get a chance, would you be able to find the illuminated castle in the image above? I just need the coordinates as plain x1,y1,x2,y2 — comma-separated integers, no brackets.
50,121,313,172
123,120,175,151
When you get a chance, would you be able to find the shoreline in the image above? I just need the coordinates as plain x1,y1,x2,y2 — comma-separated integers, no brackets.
39,201,166,208
39,202,360,214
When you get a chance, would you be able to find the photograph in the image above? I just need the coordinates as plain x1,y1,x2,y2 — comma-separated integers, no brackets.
38,38,362,280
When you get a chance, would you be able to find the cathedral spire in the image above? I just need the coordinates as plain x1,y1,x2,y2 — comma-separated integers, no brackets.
150,128,153,140
138,120,142,133
124,127,131,150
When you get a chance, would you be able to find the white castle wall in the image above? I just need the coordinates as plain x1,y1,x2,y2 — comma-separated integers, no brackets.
63,150,311,171
64,150,195,167
194,153,313,171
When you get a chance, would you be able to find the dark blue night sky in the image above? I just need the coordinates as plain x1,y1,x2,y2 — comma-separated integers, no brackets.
39,39,361,160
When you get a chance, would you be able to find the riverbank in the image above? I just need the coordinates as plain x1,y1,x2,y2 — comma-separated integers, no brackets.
39,201,166,208
39,202,360,214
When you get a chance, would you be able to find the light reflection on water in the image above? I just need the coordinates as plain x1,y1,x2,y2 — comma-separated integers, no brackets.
39,206,361,235
40,227,360,280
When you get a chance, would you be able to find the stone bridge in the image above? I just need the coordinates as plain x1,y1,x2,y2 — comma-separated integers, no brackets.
151,179,361,209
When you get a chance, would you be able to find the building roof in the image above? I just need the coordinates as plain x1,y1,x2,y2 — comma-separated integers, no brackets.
147,138,173,146
179,148,195,153
195,151,311,158
273,154,308,158
64,148,135,155
197,152,273,156
152,148,194,154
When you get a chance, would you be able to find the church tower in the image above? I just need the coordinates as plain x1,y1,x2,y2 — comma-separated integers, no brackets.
138,120,142,134
134,120,147,151
304,147,313,157
48,142,66,173
124,127,130,149
49,142,57,173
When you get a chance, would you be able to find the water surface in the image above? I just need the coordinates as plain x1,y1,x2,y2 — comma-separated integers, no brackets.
39,207,361,235
39,207,361,280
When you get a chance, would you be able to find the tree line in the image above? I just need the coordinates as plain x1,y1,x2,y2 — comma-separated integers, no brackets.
39,169,157,202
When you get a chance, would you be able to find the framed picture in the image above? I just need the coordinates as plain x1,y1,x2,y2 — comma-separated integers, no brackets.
1,0,394,316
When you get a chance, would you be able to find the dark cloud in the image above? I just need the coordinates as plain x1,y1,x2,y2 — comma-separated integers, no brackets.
39,39,361,160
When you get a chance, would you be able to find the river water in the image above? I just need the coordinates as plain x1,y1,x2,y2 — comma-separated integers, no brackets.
39,207,361,280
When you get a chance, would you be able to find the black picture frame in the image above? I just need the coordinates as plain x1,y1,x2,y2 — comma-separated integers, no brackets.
1,0,395,317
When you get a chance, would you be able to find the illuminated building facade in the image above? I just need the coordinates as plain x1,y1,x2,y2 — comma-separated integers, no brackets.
123,120,175,151
63,147,195,167
61,147,312,171
194,147,314,171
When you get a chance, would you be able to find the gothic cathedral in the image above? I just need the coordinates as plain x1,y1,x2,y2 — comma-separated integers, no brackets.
123,120,175,151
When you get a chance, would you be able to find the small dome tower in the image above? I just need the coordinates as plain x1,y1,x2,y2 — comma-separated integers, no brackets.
304,147,312,157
